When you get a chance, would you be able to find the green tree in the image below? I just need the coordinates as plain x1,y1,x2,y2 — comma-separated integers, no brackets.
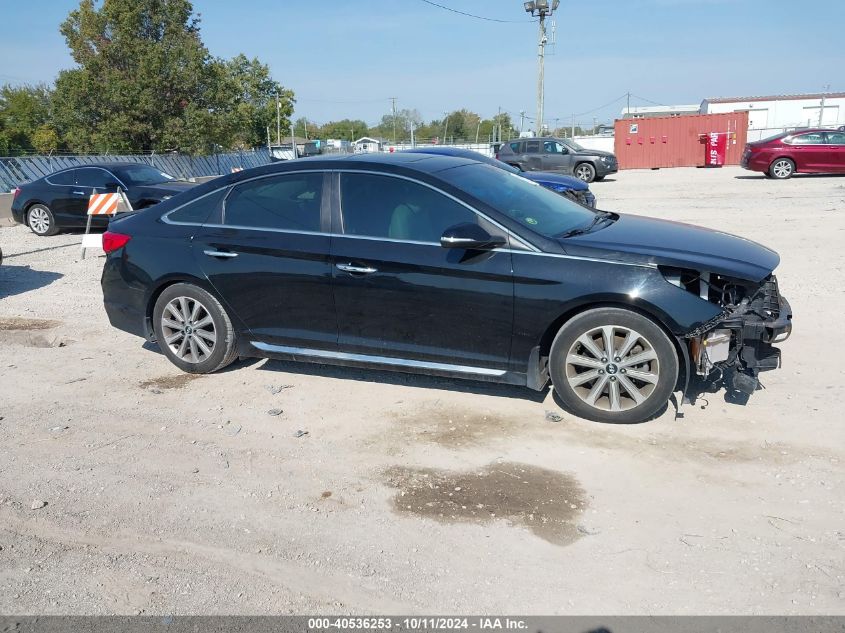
52,0,293,153
318,119,368,142
0,83,54,153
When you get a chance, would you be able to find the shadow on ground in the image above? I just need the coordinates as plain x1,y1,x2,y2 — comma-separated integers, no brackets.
0,264,63,299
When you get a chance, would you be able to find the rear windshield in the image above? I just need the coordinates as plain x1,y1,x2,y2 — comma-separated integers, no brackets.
437,163,597,238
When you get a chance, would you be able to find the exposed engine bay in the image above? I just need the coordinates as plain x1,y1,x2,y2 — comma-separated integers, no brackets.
661,267,793,395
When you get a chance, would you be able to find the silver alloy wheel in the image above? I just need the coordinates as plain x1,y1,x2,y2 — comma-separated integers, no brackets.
574,164,594,182
28,207,51,234
772,160,793,178
565,324,660,412
160,296,217,364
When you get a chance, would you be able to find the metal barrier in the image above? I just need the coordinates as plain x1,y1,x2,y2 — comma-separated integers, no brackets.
0,149,273,191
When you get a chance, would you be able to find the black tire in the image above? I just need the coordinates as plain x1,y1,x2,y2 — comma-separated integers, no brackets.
152,283,238,374
549,307,678,423
769,158,795,180
27,204,59,236
574,163,596,183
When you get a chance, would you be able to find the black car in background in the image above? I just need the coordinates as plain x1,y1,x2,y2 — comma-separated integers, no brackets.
497,137,618,183
11,162,196,236
100,153,791,424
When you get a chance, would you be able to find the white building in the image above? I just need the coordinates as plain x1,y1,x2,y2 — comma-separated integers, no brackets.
701,93,845,131
621,104,700,119
353,137,383,153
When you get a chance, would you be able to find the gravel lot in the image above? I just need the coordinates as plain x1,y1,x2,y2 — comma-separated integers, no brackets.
1,166,843,615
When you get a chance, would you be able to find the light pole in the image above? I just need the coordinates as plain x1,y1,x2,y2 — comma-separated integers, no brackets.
442,111,449,145
520,110,525,135
524,0,559,136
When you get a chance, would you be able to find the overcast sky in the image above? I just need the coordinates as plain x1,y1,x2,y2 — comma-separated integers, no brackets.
2,0,843,128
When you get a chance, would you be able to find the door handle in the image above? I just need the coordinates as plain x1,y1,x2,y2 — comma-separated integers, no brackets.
203,249,238,259
72,190,86,196
336,263,378,274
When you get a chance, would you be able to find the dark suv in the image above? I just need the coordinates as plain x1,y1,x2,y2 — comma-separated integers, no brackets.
497,137,618,183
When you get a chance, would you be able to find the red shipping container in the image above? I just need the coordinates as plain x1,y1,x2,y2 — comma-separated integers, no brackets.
613,112,748,169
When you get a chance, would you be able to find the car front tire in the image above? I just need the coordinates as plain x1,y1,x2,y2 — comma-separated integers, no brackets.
574,163,596,183
152,283,238,374
769,158,795,179
549,307,679,423
27,204,59,236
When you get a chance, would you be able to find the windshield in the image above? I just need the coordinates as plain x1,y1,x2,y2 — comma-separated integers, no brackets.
437,163,597,237
115,165,177,186
560,138,584,152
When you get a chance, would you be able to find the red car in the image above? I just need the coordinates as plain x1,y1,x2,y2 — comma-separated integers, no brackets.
741,128,845,179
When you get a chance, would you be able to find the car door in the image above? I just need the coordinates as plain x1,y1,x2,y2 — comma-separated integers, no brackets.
787,132,828,171
330,171,514,372
43,169,84,224
75,167,120,223
192,171,338,351
824,131,845,172
522,140,544,171
540,140,572,173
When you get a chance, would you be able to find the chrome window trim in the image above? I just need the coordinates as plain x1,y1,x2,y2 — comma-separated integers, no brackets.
45,166,128,190
250,341,506,377
504,249,658,269
335,168,538,252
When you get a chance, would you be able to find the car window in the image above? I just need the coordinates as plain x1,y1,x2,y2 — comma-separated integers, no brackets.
789,133,826,145
75,167,114,188
509,142,521,153
543,141,565,154
525,141,540,154
47,170,75,185
340,173,477,243
116,165,177,186
825,132,845,145
437,163,597,238
168,188,228,224
223,173,323,231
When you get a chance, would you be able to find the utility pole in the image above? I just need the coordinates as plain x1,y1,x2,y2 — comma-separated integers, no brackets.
819,84,830,127
275,92,281,145
475,118,482,144
390,97,397,143
524,1,559,137
626,91,631,118
571,113,575,139
497,106,502,143
442,111,449,145
520,110,525,135
304,119,308,139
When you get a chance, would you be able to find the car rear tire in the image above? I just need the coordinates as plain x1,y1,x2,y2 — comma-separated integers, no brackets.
769,158,795,179
152,283,238,374
549,307,678,423
574,163,596,183
27,204,58,236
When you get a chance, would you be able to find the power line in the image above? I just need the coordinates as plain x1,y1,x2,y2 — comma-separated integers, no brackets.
416,0,536,23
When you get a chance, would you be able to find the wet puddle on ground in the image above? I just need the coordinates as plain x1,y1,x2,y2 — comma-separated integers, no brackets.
139,374,202,390
0,317,62,331
385,461,586,545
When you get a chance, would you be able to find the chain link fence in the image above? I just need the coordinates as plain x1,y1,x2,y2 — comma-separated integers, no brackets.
0,148,272,191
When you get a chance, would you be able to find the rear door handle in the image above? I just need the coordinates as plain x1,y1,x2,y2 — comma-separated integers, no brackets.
336,263,377,274
203,249,238,259
72,190,86,196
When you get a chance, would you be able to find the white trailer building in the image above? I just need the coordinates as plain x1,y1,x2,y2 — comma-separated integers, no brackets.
701,93,845,132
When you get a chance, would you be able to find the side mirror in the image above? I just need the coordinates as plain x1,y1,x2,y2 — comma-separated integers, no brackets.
440,223,506,250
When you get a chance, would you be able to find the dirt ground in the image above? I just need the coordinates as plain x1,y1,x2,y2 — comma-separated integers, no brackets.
0,166,843,615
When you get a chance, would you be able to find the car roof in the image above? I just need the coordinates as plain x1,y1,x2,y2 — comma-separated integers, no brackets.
264,152,480,174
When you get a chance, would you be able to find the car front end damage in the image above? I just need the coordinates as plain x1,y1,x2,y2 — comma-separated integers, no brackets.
661,267,792,396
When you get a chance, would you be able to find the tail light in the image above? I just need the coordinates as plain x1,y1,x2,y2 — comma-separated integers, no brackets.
13,187,21,200
102,231,131,253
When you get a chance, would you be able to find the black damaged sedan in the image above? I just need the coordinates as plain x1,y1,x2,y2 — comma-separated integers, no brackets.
100,154,791,423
